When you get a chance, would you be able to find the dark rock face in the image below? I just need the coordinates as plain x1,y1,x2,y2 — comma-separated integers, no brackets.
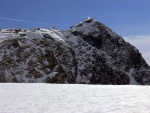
0,18,150,84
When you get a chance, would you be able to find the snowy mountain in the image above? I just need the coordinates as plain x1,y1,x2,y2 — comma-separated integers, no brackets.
0,17,150,84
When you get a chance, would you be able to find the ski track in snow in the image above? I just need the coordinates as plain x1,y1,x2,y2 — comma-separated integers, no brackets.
0,84,150,113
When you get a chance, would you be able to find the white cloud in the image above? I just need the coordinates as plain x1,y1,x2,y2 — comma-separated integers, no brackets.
123,35,150,65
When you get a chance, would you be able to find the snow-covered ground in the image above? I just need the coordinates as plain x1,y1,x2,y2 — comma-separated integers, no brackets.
0,84,149,113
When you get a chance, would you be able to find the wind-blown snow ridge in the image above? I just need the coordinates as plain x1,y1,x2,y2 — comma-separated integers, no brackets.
0,17,150,84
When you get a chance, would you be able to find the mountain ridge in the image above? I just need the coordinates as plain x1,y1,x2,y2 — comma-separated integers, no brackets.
0,17,150,84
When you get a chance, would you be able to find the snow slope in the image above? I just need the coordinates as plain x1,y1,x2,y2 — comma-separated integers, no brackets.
0,84,150,113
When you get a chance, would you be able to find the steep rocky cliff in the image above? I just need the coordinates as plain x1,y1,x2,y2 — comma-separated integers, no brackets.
0,17,150,84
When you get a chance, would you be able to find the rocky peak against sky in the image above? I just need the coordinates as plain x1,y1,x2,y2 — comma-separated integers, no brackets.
0,18,150,84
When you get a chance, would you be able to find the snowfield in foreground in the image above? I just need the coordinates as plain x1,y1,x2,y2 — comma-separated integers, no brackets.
0,84,150,113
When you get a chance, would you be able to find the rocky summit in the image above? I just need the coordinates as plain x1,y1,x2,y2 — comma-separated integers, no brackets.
0,17,150,84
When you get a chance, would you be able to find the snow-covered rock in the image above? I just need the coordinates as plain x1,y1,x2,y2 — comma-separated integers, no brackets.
0,18,150,84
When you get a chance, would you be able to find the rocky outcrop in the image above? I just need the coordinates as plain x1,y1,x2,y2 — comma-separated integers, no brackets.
0,18,150,84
